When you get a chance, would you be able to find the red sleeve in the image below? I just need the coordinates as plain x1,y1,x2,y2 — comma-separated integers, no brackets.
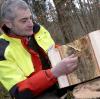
17,69,57,95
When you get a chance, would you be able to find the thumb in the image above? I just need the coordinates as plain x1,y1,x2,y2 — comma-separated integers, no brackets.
68,54,76,58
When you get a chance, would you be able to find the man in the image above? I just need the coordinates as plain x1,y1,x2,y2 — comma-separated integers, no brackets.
0,0,78,99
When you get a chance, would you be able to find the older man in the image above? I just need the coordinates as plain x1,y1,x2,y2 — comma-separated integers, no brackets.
0,0,78,99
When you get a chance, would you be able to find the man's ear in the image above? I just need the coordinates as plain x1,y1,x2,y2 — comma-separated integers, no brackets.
4,20,12,29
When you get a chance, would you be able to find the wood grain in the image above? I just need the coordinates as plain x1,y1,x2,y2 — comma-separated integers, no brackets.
58,30,100,86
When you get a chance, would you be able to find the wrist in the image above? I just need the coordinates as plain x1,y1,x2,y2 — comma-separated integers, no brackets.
51,68,59,78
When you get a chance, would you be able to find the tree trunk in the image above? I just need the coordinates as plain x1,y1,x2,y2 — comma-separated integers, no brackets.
53,0,74,43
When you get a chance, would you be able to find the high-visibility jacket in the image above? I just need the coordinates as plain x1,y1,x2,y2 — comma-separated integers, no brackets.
0,24,57,97
34,24,55,52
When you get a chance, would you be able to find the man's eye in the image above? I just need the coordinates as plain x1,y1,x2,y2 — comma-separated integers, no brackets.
21,20,27,23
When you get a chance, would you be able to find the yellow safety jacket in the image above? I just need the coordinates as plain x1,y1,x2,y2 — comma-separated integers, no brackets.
34,25,55,52
0,25,55,91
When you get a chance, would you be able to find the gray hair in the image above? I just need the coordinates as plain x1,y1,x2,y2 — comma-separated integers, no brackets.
0,0,5,22
1,0,29,21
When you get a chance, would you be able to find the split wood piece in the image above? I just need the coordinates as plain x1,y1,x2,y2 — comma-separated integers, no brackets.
58,30,100,87
48,30,100,89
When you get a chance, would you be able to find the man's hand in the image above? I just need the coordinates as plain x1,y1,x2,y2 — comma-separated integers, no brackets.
51,54,78,78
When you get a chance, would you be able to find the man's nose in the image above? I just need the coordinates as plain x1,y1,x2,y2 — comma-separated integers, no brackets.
28,19,33,26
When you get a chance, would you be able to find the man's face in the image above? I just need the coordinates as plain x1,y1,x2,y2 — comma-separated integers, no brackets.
9,8,33,36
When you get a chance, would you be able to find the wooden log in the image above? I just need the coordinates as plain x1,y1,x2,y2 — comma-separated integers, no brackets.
62,78,100,99
58,30,100,86
72,30,100,98
48,30,100,92
73,77,100,98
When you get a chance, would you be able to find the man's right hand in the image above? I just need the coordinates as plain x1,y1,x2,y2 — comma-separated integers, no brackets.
51,54,78,78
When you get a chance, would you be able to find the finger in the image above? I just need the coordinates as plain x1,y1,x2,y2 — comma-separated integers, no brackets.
66,64,78,75
65,56,78,63
68,54,75,58
69,64,78,72
67,62,78,67
68,54,78,59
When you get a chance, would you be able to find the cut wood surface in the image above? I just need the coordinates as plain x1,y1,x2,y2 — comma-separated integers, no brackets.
48,30,100,99
48,30,100,89
58,30,100,86
58,30,100,98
